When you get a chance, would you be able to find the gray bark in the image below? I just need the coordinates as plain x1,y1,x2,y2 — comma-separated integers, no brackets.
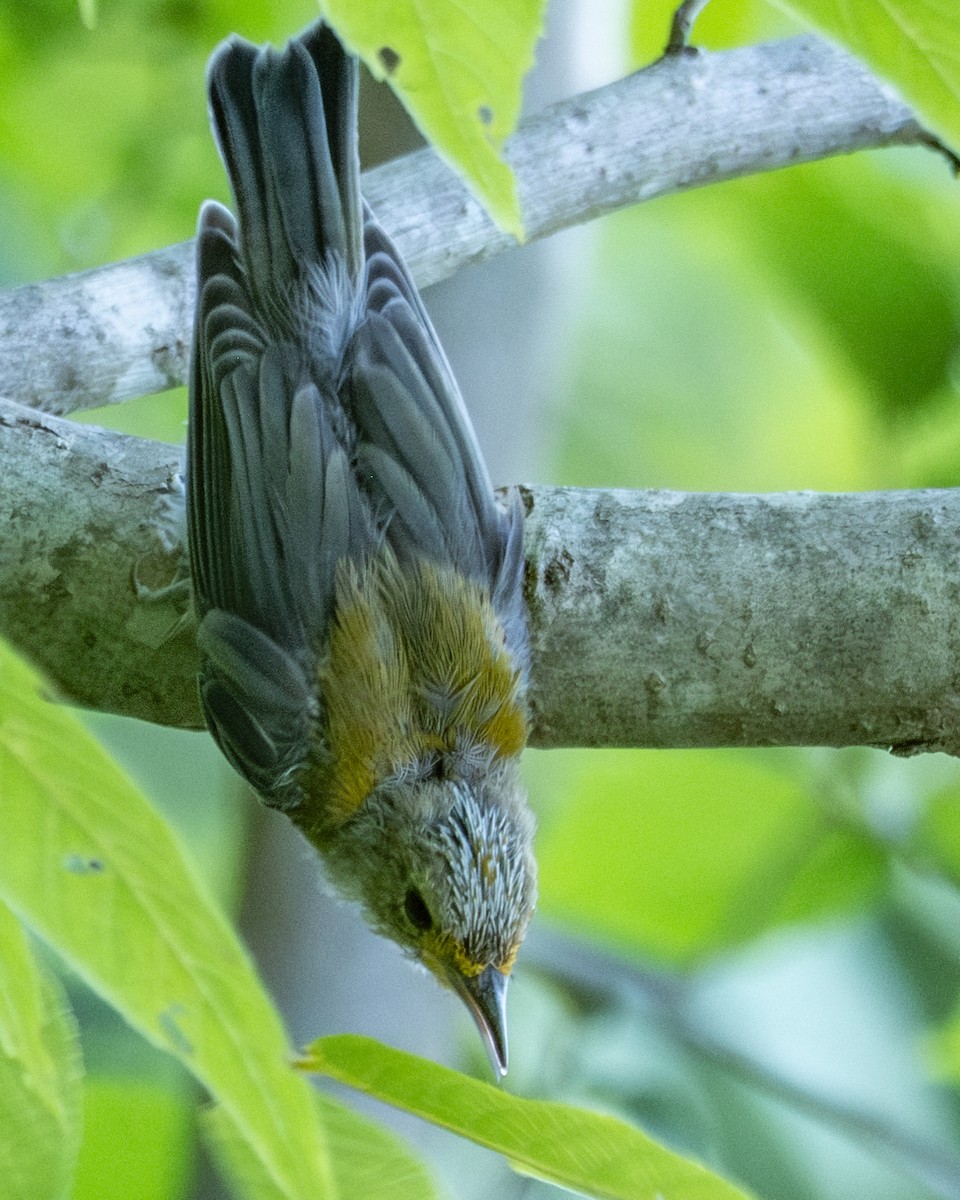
3,400,959,755
524,486,960,756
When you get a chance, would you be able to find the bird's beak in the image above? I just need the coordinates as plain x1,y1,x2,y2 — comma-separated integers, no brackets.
449,964,509,1078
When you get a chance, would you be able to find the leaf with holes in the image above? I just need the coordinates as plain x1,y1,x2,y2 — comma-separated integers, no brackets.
0,640,331,1200
320,0,544,237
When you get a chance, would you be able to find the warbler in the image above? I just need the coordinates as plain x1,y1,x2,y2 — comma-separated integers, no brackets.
186,22,536,1074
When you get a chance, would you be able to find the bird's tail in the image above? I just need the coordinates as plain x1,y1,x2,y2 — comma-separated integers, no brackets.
205,23,363,317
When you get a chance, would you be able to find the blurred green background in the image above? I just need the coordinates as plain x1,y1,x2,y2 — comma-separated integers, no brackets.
4,0,960,1197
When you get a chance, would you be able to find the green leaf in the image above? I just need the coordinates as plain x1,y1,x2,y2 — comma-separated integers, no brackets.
72,1076,193,1200
205,1089,444,1200
767,0,960,153
203,1104,305,1200
315,1093,445,1200
319,0,544,238
0,900,82,1200
0,641,332,1200
77,0,97,30
300,1034,755,1200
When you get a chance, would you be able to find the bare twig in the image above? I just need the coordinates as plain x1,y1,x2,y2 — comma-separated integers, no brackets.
665,0,713,53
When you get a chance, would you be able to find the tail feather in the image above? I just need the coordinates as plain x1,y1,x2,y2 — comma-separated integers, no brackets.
206,24,362,314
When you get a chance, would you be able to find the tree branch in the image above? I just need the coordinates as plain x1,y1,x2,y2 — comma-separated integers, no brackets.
524,487,960,757
0,399,198,728
0,34,933,416
1,33,953,753
3,397,959,755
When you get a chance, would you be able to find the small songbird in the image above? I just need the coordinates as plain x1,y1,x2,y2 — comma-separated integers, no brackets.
187,22,536,1074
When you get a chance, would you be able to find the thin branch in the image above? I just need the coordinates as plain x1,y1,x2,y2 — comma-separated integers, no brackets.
665,0,713,53
0,34,933,416
3,397,960,756
530,926,960,1200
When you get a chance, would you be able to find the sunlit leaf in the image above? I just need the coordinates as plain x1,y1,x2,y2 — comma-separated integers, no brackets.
301,1034,755,1200
0,900,82,1200
768,0,960,152
319,0,545,237
205,1091,444,1200
315,1092,444,1200
72,1077,193,1200
0,641,331,1200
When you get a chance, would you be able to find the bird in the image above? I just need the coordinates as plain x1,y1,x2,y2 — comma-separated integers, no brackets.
186,21,536,1076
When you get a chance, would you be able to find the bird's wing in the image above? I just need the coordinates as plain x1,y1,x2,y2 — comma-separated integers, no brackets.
187,30,378,805
189,199,364,806
349,216,529,672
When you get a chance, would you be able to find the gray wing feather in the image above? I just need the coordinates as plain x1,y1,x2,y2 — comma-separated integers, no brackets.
350,226,528,667
357,444,458,564
197,609,313,809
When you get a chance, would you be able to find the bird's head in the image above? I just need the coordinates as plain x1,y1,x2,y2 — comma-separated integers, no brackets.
322,758,537,1074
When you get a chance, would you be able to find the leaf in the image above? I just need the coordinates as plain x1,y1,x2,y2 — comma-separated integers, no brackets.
77,0,97,30
205,1088,444,1200
0,641,332,1200
315,1092,446,1200
203,1105,307,1200
0,900,82,1200
72,1076,193,1200
768,0,960,153
300,1034,755,1200
319,0,545,238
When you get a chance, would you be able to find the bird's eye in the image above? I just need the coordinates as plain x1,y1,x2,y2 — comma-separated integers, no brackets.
403,887,433,932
